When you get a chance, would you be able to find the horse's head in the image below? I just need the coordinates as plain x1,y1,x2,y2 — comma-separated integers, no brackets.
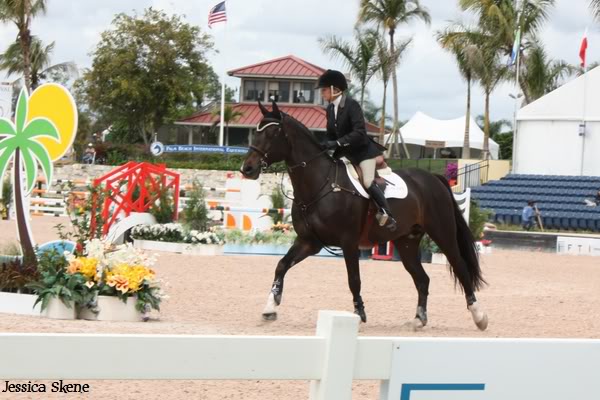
241,100,290,179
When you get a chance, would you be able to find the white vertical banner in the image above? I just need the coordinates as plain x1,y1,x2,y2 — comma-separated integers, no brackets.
0,82,13,119
383,338,600,400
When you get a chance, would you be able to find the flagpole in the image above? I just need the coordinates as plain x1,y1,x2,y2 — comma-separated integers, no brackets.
218,22,227,147
579,28,589,176
510,6,523,172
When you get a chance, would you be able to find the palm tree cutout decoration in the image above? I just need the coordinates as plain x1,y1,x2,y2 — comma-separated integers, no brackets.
0,83,77,263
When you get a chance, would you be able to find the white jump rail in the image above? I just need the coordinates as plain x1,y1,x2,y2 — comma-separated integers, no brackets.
0,310,598,399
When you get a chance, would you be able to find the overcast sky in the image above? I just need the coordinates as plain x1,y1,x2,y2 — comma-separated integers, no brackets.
0,0,597,123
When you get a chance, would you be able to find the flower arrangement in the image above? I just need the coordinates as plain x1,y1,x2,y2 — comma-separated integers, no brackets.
66,239,166,317
27,239,166,319
131,223,225,245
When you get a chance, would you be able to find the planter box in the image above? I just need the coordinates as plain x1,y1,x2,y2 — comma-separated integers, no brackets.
41,298,76,320
431,253,448,265
79,296,142,322
223,244,339,257
0,291,41,316
224,244,291,255
133,239,223,256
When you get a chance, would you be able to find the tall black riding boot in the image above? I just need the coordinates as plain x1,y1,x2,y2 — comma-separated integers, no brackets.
367,182,397,231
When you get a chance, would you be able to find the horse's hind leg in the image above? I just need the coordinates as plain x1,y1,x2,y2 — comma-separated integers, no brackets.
426,230,489,331
262,237,321,321
394,236,430,329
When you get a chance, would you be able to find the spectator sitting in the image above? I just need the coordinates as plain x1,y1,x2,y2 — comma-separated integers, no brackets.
522,200,538,231
297,92,306,103
584,189,600,207
82,143,96,165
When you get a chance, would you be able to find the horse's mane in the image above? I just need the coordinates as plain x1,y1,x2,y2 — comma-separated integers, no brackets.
281,113,324,150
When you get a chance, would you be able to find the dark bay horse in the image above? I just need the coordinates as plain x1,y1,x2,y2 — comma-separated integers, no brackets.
241,101,488,331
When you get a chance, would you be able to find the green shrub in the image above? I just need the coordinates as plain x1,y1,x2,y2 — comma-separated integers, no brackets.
182,180,209,231
268,188,285,224
469,199,493,240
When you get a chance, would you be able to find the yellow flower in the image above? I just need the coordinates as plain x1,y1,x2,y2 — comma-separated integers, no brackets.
79,257,99,281
67,259,82,274
104,264,155,293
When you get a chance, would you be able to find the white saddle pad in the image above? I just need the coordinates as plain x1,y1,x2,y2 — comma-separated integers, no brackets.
340,157,408,200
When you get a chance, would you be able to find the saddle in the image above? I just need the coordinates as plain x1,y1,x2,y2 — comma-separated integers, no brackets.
343,155,394,191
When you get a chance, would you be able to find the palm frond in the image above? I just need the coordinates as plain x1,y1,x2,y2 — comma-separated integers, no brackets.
0,119,16,136
19,146,37,194
22,117,60,140
0,142,17,187
25,139,52,188
15,87,27,134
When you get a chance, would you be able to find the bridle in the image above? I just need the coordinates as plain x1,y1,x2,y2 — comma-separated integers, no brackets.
248,116,330,171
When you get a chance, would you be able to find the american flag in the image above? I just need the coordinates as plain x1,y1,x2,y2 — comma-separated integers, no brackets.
208,1,227,29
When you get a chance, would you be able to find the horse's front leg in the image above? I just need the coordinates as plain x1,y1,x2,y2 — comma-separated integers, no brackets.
342,245,366,323
262,238,321,321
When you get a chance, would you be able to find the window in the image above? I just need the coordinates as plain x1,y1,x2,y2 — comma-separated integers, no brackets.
244,80,265,101
292,82,315,104
268,81,290,103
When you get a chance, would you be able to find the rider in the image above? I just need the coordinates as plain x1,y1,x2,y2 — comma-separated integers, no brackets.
316,69,397,231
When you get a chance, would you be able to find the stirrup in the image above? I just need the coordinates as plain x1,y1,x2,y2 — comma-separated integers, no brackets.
376,211,389,226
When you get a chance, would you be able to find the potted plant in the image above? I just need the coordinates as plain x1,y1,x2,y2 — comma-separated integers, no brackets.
27,250,86,320
74,239,165,322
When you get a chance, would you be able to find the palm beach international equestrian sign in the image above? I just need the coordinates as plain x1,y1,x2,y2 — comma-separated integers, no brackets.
150,141,248,156
0,84,77,260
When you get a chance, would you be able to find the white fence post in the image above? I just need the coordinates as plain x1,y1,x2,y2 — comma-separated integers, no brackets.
309,310,360,400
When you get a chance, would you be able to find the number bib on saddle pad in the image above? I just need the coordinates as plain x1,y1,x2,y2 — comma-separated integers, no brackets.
340,157,408,200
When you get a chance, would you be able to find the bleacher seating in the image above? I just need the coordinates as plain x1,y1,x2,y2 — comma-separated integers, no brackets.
471,174,600,231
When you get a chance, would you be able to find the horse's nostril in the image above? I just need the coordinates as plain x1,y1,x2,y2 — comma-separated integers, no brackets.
243,165,254,174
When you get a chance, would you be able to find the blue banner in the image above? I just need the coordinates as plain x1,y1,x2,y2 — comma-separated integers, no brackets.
162,145,249,155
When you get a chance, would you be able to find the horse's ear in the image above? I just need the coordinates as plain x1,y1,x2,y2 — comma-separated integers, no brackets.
271,100,281,118
258,100,269,116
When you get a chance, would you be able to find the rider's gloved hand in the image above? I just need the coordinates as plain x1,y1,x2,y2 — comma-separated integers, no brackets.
323,140,340,150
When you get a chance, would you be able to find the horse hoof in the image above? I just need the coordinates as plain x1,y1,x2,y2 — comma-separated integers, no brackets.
262,312,277,321
354,309,367,323
412,318,425,330
475,312,488,331
468,302,488,331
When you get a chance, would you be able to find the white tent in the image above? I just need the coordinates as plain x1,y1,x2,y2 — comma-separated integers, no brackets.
515,66,600,176
384,112,500,159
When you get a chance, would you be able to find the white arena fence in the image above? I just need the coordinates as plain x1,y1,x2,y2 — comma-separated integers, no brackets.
0,311,597,400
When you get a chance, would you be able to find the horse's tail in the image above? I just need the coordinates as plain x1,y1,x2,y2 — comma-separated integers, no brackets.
433,174,486,291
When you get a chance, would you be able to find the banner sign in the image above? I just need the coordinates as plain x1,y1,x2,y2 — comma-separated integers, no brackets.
151,142,248,156
384,338,600,400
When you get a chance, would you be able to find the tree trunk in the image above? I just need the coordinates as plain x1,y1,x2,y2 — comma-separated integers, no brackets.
483,91,491,160
463,76,472,159
13,149,37,265
379,81,387,145
389,30,410,159
19,28,32,92
360,83,365,109
226,123,229,146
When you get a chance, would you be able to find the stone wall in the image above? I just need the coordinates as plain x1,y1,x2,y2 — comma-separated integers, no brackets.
53,164,291,203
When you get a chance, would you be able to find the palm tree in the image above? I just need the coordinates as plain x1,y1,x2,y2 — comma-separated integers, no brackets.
0,88,58,263
0,37,78,89
372,31,410,146
0,0,48,92
437,25,482,159
318,29,378,108
358,0,431,158
211,105,244,146
592,0,600,19
459,0,555,96
576,61,600,76
519,44,575,104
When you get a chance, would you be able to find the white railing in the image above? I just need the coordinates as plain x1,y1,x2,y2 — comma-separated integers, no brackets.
0,311,598,400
